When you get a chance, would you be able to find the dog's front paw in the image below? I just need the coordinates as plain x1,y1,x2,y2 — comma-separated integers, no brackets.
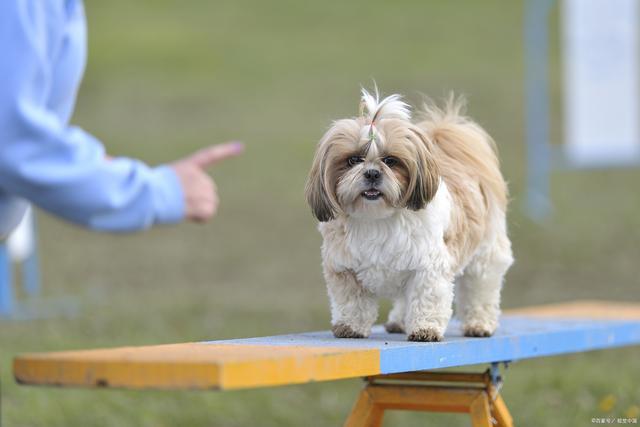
407,327,443,342
463,325,494,338
332,323,366,339
384,322,405,334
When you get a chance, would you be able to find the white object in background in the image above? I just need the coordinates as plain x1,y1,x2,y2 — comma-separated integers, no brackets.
7,205,35,263
562,0,640,167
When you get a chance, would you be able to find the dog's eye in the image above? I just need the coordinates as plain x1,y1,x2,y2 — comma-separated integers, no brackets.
382,156,398,167
347,156,364,166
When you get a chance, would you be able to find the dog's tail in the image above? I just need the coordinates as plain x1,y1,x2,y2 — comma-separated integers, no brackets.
416,94,508,210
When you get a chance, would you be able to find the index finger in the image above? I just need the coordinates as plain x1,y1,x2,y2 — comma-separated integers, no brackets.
189,142,244,169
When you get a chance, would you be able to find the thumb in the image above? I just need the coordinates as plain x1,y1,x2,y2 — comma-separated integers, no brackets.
188,142,244,169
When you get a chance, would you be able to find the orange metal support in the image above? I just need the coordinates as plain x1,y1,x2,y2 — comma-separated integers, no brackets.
344,368,513,427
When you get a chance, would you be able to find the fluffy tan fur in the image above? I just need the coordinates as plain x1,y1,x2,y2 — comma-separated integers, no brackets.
416,95,509,266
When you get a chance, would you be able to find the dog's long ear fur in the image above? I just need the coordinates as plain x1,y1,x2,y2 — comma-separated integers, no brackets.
405,127,440,210
305,140,338,222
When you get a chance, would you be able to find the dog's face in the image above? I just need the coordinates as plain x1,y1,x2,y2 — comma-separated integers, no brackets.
305,92,440,221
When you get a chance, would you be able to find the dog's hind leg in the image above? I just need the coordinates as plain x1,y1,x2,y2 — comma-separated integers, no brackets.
456,234,513,337
385,297,406,333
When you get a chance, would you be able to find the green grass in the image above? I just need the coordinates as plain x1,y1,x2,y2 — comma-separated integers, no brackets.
2,0,640,425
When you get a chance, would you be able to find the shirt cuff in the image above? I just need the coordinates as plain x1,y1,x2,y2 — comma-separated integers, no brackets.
150,165,185,225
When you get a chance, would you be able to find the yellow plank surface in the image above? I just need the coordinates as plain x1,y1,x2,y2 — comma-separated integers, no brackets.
14,343,379,390
506,300,640,319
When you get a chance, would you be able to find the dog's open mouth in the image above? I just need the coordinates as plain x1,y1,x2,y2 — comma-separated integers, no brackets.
362,189,382,200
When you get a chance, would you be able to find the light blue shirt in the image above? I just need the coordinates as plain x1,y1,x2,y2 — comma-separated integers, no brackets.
0,0,185,238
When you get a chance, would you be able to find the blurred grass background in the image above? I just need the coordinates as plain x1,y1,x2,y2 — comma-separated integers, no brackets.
2,0,639,425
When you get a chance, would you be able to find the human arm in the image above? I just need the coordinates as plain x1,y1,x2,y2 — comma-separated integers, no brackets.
0,1,242,231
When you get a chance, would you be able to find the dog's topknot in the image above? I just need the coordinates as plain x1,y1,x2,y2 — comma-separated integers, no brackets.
359,86,411,125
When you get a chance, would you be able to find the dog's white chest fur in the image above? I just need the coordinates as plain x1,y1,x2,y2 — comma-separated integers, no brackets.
319,184,453,298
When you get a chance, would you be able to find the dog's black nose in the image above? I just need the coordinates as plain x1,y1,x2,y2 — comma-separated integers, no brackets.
364,169,381,182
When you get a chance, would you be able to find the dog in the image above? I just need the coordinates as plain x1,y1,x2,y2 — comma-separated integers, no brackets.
304,88,513,342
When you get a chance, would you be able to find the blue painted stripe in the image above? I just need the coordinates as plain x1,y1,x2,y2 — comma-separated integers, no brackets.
379,318,640,373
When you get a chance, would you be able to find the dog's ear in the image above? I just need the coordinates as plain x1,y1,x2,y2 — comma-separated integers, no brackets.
305,141,339,222
404,128,440,210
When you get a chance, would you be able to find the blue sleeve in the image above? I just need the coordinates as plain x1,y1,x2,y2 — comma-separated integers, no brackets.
0,0,185,232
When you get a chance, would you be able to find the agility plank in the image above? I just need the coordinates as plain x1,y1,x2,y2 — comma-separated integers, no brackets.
13,301,640,391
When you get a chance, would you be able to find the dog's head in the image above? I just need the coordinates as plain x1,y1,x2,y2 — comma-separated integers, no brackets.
305,89,440,221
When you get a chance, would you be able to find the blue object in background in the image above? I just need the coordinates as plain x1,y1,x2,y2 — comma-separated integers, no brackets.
524,0,640,221
524,0,555,221
0,208,42,319
0,243,14,316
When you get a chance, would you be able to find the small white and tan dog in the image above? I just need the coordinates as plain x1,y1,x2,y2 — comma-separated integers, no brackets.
305,88,513,342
